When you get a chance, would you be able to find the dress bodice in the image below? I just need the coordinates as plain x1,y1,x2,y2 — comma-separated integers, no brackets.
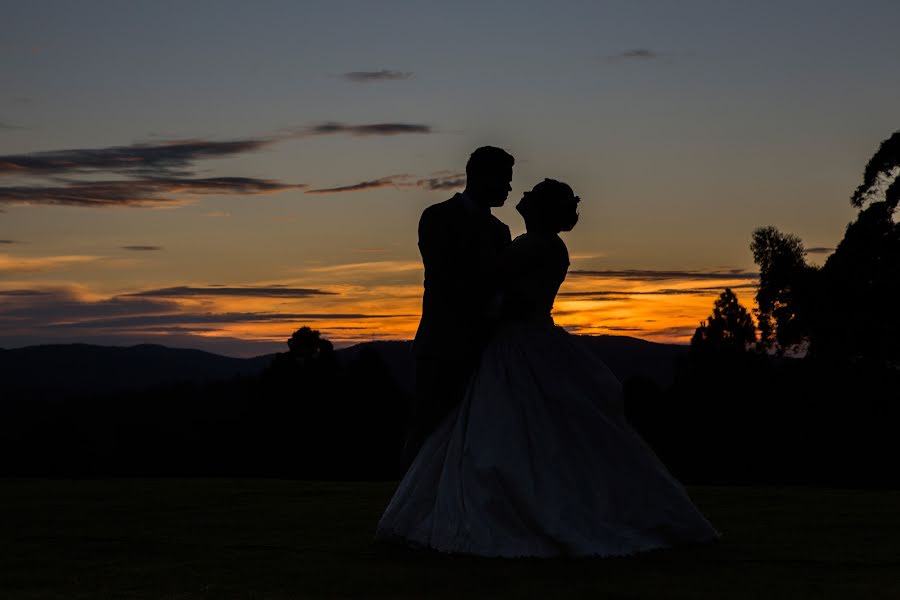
500,232,570,322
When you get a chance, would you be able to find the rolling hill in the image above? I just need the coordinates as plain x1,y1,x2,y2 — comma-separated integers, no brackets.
0,335,687,400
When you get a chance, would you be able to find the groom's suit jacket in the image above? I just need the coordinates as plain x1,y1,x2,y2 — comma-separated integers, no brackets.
414,192,512,362
402,192,511,466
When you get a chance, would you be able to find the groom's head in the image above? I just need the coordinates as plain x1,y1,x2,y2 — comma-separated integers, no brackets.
465,146,514,208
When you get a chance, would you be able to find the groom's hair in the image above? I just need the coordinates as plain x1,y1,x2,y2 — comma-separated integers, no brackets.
466,146,514,181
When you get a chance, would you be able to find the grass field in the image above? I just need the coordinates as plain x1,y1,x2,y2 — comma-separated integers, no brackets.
2,479,899,599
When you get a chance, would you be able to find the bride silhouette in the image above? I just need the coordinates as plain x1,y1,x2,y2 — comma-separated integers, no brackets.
377,179,719,557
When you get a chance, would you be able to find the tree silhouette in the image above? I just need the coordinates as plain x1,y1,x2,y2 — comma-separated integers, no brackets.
810,130,900,363
287,326,334,363
745,131,900,363
750,226,816,353
691,288,757,354
851,130,900,212
816,205,900,363
264,326,336,375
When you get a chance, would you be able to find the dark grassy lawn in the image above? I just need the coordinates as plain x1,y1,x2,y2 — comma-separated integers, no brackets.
2,479,899,599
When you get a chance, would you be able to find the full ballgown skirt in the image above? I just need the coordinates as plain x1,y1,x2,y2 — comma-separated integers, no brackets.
376,317,719,557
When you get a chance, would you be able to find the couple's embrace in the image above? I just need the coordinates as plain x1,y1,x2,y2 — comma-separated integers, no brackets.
376,147,719,557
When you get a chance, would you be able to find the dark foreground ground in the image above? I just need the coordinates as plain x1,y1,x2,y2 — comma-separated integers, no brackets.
2,480,899,599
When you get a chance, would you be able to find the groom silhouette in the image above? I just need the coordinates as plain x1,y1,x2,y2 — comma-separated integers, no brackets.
402,146,515,467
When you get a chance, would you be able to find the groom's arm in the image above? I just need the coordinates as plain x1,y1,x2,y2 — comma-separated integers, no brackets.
480,223,513,326
418,205,460,294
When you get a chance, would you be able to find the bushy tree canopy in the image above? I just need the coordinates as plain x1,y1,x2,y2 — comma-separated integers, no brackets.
691,288,757,354
287,326,334,363
750,226,815,352
851,129,900,212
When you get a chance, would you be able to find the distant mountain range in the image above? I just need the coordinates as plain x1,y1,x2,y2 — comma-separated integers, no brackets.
0,336,687,399
0,344,276,397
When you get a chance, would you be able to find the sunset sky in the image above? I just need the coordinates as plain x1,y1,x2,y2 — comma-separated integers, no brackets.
2,1,898,356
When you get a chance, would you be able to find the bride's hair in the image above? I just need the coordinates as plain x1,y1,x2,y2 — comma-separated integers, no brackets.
516,178,580,232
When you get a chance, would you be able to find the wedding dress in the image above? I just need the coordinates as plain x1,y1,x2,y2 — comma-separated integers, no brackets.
376,232,719,557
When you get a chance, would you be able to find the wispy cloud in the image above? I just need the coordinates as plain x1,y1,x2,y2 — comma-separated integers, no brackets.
621,48,658,59
568,268,758,281
559,282,758,298
125,285,337,298
0,286,179,321
121,245,162,251
0,177,306,208
0,124,435,209
307,172,464,194
307,175,403,194
0,122,434,179
569,253,609,261
49,311,410,329
305,122,432,137
806,247,834,254
416,173,465,191
0,289,49,296
305,260,421,274
608,48,663,61
0,253,99,273
343,70,413,82
0,239,19,244
0,120,27,130
0,139,271,178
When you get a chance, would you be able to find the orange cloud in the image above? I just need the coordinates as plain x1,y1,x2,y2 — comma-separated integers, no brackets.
554,272,758,343
1,260,760,351
0,253,100,273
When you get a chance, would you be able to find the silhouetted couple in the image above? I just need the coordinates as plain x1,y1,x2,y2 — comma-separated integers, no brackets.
376,147,718,557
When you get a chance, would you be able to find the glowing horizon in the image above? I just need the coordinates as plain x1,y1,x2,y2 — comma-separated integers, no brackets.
0,251,760,355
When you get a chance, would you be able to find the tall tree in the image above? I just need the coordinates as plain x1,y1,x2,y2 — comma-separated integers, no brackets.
750,226,815,353
745,131,900,363
691,288,757,354
851,130,900,212
816,130,900,363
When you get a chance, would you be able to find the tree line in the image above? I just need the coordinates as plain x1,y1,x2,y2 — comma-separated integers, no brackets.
633,130,900,488
693,129,900,364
